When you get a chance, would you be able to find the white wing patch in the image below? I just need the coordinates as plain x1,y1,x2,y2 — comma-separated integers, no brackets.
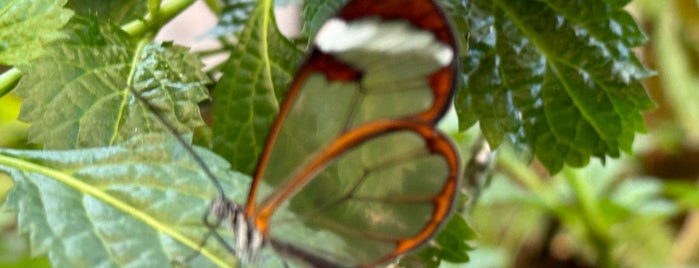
315,17,453,68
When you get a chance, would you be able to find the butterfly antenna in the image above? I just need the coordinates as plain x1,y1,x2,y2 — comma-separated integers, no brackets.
128,86,227,198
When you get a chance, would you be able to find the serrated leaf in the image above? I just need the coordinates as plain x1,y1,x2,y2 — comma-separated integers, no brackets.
0,134,250,268
0,0,73,66
409,215,475,266
454,0,655,173
440,0,472,56
209,0,256,38
65,0,147,25
13,16,210,149
212,0,302,175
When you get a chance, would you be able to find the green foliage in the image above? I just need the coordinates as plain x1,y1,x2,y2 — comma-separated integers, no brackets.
0,0,73,66
299,0,655,174
301,0,345,39
0,134,249,268
65,0,147,24
472,150,676,267
455,0,654,173
209,0,256,38
212,0,302,175
412,215,477,267
14,16,209,149
0,0,660,267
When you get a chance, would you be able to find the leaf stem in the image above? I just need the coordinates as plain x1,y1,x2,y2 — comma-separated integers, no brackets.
0,68,22,98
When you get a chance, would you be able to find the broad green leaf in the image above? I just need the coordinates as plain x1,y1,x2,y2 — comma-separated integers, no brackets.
13,16,210,149
455,0,655,173
0,0,73,66
65,0,147,25
0,134,249,268
209,0,256,38
212,0,302,175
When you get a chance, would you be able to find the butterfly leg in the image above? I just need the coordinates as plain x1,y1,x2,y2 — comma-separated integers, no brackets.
173,197,239,266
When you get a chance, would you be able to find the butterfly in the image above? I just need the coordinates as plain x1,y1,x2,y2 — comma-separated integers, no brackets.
134,0,461,266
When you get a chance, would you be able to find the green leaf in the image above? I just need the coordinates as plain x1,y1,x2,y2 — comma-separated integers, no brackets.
65,0,147,25
440,0,472,56
665,181,699,210
301,0,345,39
455,0,655,173
13,16,210,149
412,215,476,266
0,0,73,66
212,0,302,175
0,134,250,268
209,0,256,38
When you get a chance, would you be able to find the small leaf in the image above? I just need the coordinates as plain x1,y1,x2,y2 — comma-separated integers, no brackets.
424,215,476,264
0,134,249,268
209,0,256,38
14,16,210,149
440,0,472,55
301,0,345,39
0,0,73,65
212,0,302,175
65,0,147,25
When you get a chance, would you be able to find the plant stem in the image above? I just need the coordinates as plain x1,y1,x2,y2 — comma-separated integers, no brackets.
498,151,617,267
121,0,196,36
0,68,22,98
564,168,615,268
496,148,557,207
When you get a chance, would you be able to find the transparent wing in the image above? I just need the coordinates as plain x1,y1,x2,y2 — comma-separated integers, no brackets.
245,0,460,266
268,125,459,267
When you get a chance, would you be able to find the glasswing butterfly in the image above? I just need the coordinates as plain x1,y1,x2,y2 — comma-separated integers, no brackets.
133,0,461,266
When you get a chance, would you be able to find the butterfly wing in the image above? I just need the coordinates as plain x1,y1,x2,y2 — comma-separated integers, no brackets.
245,0,460,266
